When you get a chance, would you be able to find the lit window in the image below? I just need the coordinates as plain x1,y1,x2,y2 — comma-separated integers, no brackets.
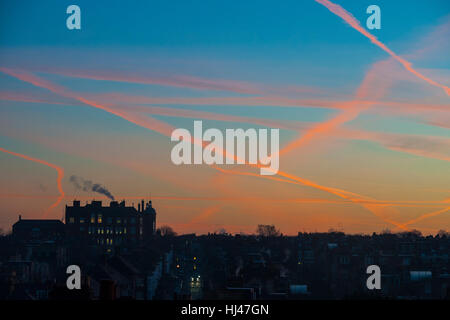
116,218,121,224
80,218,85,224
69,217,75,223
97,214,102,224
90,214,95,224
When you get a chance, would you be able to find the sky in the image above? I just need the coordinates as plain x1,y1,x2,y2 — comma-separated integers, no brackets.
0,0,449,235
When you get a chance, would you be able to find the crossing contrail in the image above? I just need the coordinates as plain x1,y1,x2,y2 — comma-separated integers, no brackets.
314,0,450,96
0,146,65,217
0,68,408,229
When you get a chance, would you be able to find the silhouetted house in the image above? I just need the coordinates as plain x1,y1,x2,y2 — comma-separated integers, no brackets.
65,200,156,249
12,216,65,243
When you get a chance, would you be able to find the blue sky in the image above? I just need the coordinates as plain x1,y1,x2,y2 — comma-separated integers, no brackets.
1,0,448,47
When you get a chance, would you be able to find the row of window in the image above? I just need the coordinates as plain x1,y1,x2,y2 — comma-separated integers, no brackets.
96,237,137,246
84,226,136,235
76,226,144,236
68,214,141,225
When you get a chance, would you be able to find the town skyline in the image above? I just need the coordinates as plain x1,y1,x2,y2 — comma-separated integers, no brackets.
0,0,449,236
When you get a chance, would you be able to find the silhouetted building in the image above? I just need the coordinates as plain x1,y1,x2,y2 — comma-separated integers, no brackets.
12,216,65,243
65,200,156,248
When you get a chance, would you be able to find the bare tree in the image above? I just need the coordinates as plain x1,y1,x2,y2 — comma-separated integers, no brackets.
256,225,280,237
437,230,449,238
215,228,227,235
157,225,177,237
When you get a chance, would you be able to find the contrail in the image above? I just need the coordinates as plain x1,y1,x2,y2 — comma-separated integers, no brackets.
2,90,449,113
0,146,65,217
213,165,408,230
278,58,393,157
336,127,450,163
0,68,407,229
398,206,450,229
275,19,450,227
221,59,409,229
0,68,176,137
25,67,263,95
314,0,450,96
187,205,221,228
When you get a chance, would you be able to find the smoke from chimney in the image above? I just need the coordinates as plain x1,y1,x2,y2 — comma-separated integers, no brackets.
69,175,115,200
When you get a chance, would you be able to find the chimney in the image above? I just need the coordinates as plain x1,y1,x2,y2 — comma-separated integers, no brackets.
92,200,102,207
141,200,145,212
138,203,141,212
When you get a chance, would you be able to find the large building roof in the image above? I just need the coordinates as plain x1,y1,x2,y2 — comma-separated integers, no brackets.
13,219,64,227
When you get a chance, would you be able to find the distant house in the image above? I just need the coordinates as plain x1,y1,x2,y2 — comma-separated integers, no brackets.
12,216,65,243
